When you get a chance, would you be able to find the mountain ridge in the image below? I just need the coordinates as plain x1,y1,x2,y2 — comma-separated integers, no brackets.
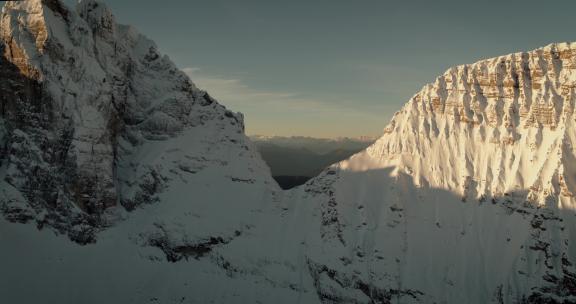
0,0,275,241
293,40,576,302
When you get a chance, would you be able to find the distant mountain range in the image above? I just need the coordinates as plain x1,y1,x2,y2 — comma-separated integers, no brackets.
250,135,376,154
250,136,375,188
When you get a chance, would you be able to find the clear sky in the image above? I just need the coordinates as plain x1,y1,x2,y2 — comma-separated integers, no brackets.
13,1,576,137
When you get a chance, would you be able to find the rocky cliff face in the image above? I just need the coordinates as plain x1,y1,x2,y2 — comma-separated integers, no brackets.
0,0,274,243
1,1,576,304
294,43,576,303
367,43,576,199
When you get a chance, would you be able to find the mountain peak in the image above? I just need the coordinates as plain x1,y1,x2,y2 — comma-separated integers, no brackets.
339,42,576,207
0,0,262,242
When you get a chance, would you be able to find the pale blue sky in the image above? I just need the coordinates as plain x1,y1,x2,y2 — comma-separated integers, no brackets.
15,1,576,137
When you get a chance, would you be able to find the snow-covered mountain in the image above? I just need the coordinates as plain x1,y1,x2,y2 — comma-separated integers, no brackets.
0,1,284,302
1,1,575,303
291,43,576,303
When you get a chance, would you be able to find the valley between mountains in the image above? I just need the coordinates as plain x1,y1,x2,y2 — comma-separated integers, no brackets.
1,1,576,303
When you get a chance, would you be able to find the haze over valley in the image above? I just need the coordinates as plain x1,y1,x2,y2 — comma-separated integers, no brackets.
251,136,375,189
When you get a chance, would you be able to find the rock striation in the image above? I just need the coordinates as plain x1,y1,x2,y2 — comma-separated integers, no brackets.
297,42,576,303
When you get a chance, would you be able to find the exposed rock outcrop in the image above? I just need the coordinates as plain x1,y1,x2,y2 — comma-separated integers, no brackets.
0,0,271,241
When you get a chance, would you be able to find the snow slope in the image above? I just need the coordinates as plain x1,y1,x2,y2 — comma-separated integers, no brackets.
291,43,576,303
1,1,576,303
0,1,303,302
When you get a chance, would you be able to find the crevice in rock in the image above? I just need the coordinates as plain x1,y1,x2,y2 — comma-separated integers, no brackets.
307,259,423,304
148,226,243,263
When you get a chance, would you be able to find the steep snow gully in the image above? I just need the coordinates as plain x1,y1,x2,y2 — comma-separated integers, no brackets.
1,1,576,303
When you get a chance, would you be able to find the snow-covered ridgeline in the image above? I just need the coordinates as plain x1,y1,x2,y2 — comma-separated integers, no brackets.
295,43,576,302
0,0,276,240
352,43,576,209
